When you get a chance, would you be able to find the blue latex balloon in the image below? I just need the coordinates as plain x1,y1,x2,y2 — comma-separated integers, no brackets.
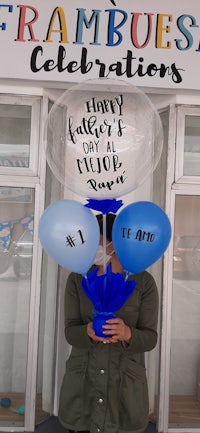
39,199,100,275
112,201,171,274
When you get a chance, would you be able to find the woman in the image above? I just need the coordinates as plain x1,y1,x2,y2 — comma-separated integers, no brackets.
58,213,159,433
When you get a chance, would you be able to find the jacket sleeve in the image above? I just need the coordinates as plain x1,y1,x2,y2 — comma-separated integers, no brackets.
64,272,93,349
127,272,159,353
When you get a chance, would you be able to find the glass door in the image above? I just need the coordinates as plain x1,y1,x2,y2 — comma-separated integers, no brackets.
158,105,200,433
0,93,59,431
0,186,35,428
169,194,200,428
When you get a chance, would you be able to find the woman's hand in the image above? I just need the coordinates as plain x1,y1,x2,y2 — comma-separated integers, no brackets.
87,322,117,344
102,317,132,344
87,322,99,342
87,319,132,344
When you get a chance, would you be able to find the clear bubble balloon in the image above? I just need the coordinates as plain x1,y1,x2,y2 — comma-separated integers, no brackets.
46,79,163,199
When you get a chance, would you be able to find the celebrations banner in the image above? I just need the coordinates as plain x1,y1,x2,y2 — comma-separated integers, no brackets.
0,0,200,89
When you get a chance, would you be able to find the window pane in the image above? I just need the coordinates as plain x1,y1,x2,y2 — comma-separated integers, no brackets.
0,104,31,168
170,195,200,427
0,186,34,427
184,116,200,176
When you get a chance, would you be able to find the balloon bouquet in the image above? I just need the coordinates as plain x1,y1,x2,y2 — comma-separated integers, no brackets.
39,79,171,338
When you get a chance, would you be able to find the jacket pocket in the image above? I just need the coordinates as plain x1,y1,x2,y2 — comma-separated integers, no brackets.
119,357,149,432
59,355,88,425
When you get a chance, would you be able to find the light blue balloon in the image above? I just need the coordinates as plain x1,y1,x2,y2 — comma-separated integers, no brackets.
39,199,100,275
112,201,171,274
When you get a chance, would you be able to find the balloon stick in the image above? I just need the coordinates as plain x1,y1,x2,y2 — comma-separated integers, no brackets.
103,214,107,275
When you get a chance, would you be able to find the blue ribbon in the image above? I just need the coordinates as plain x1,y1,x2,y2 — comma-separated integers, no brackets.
85,198,123,214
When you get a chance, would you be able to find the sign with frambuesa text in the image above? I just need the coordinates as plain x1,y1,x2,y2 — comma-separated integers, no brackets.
0,0,200,89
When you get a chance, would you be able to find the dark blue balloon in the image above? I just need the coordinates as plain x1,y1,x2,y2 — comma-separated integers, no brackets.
112,201,171,274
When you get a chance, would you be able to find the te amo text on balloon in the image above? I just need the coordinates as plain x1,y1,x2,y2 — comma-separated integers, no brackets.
121,227,155,243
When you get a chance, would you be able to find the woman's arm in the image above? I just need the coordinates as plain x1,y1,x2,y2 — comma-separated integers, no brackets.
124,272,159,352
64,272,93,349
102,272,159,351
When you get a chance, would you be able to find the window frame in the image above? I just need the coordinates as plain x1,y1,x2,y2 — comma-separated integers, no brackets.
175,106,200,184
0,94,41,177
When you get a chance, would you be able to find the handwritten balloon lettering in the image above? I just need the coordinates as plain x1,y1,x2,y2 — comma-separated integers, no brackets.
67,93,130,193
65,229,85,247
68,115,125,144
121,227,155,242
135,229,155,242
112,201,171,273
87,171,127,192
38,199,100,274
46,81,163,199
85,95,123,115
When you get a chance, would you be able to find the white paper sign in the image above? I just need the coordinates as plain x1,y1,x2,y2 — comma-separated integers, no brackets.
1,0,200,89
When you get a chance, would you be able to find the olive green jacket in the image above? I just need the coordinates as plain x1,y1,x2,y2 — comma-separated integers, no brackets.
58,270,159,433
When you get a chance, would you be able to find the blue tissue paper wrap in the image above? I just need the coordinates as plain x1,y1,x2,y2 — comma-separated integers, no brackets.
82,263,137,338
